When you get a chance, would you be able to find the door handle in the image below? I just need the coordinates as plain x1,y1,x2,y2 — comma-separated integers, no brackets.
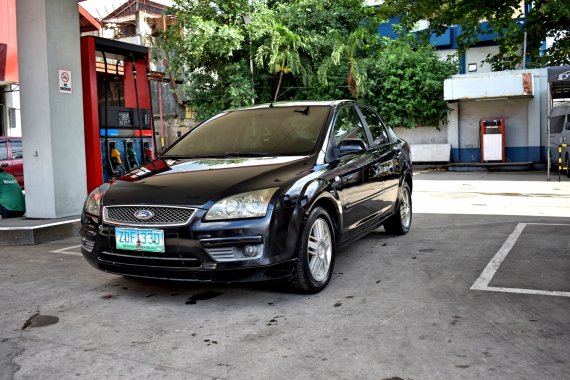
0,163,8,168
342,174,353,184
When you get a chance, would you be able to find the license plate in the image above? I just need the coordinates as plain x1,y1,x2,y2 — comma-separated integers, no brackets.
115,227,165,253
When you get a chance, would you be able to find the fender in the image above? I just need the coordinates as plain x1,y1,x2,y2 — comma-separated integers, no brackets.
281,177,342,257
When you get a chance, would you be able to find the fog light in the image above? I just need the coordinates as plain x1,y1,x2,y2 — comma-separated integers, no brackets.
243,245,256,257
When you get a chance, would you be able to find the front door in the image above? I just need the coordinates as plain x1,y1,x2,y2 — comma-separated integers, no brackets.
328,105,383,238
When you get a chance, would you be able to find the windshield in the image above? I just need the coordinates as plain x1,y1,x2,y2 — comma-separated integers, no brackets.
164,106,331,158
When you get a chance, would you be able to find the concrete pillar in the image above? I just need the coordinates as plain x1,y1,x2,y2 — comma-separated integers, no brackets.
447,102,459,162
531,68,549,162
526,71,541,162
16,0,87,218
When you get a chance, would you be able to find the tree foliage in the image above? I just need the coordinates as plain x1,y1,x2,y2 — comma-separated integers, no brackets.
363,34,458,129
377,0,570,69
161,0,457,128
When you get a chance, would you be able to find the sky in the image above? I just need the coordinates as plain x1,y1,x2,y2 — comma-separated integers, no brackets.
80,0,173,19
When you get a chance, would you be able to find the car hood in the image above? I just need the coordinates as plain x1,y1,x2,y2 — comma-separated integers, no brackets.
102,156,316,207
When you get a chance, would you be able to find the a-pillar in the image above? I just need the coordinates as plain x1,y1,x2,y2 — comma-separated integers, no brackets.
16,0,87,218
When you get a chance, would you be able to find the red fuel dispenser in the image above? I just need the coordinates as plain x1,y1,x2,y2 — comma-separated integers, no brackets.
480,118,505,162
80,36,156,192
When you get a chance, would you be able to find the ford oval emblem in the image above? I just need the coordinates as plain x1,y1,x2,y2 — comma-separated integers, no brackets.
134,209,154,220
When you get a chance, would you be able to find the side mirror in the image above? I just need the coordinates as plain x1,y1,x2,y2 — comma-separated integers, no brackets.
338,139,367,156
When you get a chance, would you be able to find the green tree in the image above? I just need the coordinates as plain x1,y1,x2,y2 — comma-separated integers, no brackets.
161,0,456,127
161,0,254,120
363,34,458,129
377,0,570,68
317,28,372,100
251,11,308,102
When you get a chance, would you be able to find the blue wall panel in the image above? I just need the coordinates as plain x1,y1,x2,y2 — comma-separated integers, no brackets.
451,146,543,163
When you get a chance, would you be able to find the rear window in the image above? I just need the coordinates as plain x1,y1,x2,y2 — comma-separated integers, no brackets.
10,140,22,159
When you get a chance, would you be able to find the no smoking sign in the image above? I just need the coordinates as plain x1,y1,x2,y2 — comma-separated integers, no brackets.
58,69,72,94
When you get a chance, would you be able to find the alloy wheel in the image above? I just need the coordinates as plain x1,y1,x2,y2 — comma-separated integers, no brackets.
400,186,411,229
307,218,332,282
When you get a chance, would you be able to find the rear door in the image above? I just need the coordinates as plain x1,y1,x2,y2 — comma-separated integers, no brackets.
0,138,24,189
358,106,400,213
8,139,24,188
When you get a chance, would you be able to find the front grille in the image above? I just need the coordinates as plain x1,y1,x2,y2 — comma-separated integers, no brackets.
103,205,196,227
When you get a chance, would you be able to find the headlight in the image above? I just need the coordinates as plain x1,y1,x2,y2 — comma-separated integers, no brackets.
83,184,108,217
205,188,278,221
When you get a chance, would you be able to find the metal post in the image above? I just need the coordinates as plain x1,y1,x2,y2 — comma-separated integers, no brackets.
522,32,527,70
547,82,552,181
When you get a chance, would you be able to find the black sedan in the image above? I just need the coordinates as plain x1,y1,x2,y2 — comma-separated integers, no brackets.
80,100,412,293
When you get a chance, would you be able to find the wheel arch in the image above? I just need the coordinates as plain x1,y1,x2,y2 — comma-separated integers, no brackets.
307,194,341,245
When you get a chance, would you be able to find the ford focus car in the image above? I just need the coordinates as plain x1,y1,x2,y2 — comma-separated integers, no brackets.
80,100,412,293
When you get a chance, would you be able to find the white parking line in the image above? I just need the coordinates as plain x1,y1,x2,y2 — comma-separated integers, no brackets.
471,223,570,298
50,245,82,256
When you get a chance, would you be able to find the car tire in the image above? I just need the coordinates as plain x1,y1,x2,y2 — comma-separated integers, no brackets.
288,206,335,293
384,181,412,235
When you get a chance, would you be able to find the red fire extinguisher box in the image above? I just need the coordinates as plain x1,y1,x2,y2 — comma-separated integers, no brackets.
480,118,505,162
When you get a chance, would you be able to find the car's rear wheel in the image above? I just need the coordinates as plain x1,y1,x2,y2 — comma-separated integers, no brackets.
288,206,335,293
384,181,412,235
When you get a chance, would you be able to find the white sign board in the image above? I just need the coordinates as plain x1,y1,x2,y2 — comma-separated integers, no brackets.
58,69,72,94
483,134,503,161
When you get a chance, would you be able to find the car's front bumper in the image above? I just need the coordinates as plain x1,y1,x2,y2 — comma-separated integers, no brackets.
79,205,304,282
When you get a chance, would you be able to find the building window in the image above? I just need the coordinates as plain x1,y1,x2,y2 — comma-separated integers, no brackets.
8,108,17,129
468,63,477,72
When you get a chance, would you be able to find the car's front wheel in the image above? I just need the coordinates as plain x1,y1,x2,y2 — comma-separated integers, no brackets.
288,206,335,293
384,181,412,235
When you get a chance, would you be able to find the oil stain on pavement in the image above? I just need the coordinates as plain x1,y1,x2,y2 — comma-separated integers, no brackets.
22,313,59,330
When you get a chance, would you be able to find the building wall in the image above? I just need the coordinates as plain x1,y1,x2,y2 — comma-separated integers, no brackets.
455,98,530,162
465,46,500,73
403,68,549,163
436,49,457,61
445,68,547,163
3,84,21,136
394,125,448,144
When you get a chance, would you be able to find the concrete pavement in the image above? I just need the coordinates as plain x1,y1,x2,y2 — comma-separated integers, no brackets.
1,170,569,379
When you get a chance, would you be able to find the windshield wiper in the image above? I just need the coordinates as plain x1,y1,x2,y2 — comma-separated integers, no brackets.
188,152,276,158
160,154,190,159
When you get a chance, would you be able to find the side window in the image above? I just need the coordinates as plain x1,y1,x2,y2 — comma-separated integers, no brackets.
331,106,368,147
0,142,8,161
565,114,570,130
551,116,564,133
10,140,23,159
360,107,389,145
